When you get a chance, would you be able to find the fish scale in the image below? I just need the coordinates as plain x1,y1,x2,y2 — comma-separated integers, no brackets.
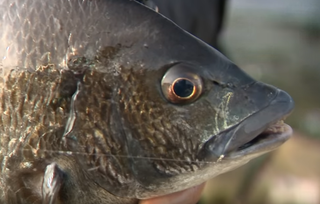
0,65,137,203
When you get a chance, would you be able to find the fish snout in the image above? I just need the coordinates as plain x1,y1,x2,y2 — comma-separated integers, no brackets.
200,81,294,161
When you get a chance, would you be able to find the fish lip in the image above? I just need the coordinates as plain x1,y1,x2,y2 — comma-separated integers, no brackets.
202,89,294,159
227,123,293,158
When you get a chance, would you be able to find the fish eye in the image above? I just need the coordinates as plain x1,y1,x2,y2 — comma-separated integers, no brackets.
161,64,203,104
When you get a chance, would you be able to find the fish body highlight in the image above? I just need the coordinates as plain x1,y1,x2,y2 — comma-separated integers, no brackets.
0,0,294,203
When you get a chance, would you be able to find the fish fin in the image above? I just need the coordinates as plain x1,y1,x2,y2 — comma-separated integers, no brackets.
42,163,64,204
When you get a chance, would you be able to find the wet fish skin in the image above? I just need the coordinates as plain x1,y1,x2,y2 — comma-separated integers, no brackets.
0,0,294,204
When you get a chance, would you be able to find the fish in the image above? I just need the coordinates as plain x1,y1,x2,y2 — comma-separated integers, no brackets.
0,0,294,204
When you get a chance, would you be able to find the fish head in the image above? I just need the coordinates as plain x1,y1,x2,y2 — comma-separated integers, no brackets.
0,0,294,202
82,2,294,198
113,38,294,198
98,1,295,199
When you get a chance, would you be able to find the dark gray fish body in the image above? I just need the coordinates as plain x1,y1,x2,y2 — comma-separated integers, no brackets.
0,0,294,204
150,0,227,49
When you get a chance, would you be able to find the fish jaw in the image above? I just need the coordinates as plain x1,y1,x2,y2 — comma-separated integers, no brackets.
200,87,294,160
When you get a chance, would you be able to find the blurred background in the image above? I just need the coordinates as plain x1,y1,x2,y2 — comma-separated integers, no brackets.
150,0,320,203
205,0,320,203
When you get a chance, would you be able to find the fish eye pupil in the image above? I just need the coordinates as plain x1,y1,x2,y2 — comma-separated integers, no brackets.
173,79,194,98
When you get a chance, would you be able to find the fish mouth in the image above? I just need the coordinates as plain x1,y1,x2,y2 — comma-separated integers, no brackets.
201,89,294,159
230,118,292,157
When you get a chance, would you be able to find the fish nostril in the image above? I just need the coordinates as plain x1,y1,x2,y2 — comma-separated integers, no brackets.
212,80,235,89
212,81,220,86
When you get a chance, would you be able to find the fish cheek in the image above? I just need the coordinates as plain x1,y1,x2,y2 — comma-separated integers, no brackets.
118,68,203,177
